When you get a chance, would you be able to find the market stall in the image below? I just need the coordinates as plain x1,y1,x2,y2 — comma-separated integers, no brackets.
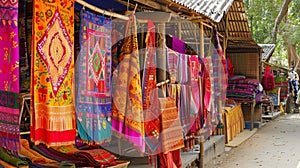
0,0,233,167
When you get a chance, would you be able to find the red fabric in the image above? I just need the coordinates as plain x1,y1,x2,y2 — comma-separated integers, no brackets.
262,65,275,91
227,57,234,77
31,128,76,143
159,149,182,168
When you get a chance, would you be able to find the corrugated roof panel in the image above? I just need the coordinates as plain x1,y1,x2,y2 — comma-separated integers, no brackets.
172,0,234,22
259,44,276,61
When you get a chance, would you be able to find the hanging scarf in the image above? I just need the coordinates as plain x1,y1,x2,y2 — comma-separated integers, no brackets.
167,48,179,84
178,53,189,84
31,1,76,146
203,57,212,118
111,14,145,152
188,55,200,115
75,11,112,144
142,20,161,155
0,0,20,153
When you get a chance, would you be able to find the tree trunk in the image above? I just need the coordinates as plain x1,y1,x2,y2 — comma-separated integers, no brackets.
272,0,291,42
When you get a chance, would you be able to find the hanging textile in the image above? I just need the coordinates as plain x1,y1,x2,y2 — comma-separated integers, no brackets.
212,27,227,105
210,28,227,127
31,0,76,146
203,57,213,132
142,20,161,155
186,55,200,149
178,53,189,84
212,27,227,87
167,48,179,84
188,55,200,115
159,97,184,153
112,14,145,152
75,10,112,144
198,57,205,128
0,0,20,153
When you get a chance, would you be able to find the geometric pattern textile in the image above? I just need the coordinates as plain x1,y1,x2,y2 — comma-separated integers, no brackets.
76,10,112,144
31,0,76,146
0,0,20,153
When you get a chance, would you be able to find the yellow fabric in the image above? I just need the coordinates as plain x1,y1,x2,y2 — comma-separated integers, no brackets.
0,159,16,168
31,0,76,146
223,103,244,143
19,139,58,166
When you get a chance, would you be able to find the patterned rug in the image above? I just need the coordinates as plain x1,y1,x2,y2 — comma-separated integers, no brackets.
75,10,112,144
0,0,20,153
31,0,76,146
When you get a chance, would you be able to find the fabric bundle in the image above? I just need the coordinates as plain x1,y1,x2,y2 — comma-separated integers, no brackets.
75,10,112,144
0,147,28,167
19,139,58,167
0,0,20,153
227,77,262,102
32,143,116,167
31,0,76,146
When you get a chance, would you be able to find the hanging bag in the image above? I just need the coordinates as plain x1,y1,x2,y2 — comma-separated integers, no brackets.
262,65,275,91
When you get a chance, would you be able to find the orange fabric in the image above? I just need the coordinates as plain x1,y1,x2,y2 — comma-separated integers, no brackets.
31,0,76,146
19,139,58,166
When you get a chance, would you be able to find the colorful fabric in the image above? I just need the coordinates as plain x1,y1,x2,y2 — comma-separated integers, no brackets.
179,85,191,136
52,145,116,167
167,48,179,84
112,14,145,152
203,57,212,111
178,53,189,84
158,149,182,168
19,139,58,166
172,36,185,54
0,147,28,167
159,97,184,153
212,27,227,87
31,0,76,146
142,20,161,154
0,0,20,153
75,10,112,144
188,55,200,114
228,78,260,86
32,144,92,167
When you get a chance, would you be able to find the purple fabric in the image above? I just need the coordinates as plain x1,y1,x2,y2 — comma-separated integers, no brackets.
228,78,260,87
0,1,20,154
226,89,254,95
172,37,185,54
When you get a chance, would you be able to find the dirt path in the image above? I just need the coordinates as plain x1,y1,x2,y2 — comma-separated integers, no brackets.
206,113,300,168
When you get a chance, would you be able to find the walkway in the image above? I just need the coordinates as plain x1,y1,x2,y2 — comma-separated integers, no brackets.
206,113,300,168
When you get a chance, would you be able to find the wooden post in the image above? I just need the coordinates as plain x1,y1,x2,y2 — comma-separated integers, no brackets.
157,23,167,96
199,21,205,168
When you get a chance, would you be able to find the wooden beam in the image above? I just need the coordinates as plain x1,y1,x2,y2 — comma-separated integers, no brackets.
132,0,175,13
76,0,129,20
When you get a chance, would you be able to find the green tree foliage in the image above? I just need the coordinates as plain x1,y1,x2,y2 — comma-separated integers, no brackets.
244,0,300,67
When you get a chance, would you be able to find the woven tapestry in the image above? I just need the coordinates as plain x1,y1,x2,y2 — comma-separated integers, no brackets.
75,10,112,144
112,15,145,152
0,0,20,153
31,0,76,146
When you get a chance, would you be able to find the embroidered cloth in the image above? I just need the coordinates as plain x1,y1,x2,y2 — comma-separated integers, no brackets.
112,15,145,152
0,0,20,153
75,10,112,144
31,0,76,146
142,20,161,155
